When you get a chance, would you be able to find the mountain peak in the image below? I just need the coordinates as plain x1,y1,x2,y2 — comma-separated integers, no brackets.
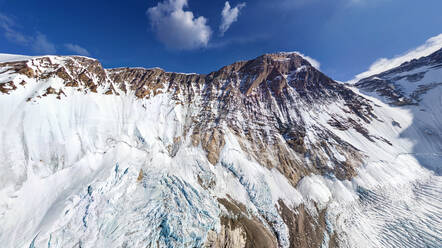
205,52,326,98
244,52,316,71
2,47,440,248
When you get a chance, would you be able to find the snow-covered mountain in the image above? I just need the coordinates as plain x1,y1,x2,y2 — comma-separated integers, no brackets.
0,49,440,247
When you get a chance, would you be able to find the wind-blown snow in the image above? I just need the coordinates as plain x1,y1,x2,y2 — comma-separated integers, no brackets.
279,51,321,69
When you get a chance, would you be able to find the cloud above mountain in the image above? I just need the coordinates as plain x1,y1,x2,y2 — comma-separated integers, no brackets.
0,14,56,54
219,1,246,36
0,14,29,45
65,43,90,56
32,33,56,54
146,0,212,50
349,33,442,83
0,13,91,56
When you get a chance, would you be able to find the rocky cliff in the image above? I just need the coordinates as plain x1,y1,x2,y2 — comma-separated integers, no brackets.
0,50,441,247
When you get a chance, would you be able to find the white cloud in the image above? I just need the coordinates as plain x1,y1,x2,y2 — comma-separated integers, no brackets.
32,33,56,54
349,33,442,83
65,43,90,56
0,13,56,54
0,14,30,45
219,1,246,36
147,0,212,50
0,13,88,56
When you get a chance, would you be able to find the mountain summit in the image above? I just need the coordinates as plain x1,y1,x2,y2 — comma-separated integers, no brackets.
0,50,441,247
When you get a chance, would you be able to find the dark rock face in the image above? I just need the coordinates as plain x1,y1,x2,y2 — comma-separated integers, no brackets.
106,53,376,186
278,200,338,248
205,198,278,248
0,52,377,184
0,81,17,94
0,52,383,247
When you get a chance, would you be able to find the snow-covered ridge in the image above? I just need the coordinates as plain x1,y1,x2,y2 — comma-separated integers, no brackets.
0,51,441,247
0,53,35,63
357,48,442,105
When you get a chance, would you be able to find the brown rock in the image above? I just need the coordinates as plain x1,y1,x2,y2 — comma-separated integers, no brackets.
0,81,17,94
45,87,56,94
278,200,334,248
137,169,144,182
200,129,225,165
205,198,278,248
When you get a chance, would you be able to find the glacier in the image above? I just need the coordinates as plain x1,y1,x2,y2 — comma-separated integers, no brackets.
0,52,441,247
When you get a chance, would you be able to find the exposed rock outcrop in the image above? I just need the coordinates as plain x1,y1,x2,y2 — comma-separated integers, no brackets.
0,52,386,247
205,198,278,248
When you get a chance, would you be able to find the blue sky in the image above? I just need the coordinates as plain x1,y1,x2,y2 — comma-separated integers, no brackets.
0,0,441,81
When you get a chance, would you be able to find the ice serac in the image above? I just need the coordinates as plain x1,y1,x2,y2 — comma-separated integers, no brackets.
0,50,441,248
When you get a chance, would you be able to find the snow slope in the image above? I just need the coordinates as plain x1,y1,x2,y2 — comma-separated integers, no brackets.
327,85,442,247
0,52,441,247
0,56,301,247
0,53,34,63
